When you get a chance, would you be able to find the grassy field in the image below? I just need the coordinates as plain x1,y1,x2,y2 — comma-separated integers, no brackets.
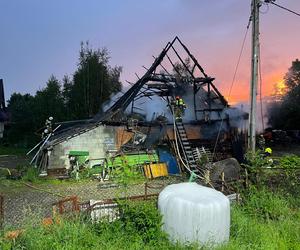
0,153,299,249
0,183,299,250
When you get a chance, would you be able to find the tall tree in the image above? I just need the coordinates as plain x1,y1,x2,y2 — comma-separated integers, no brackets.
62,75,73,119
4,43,122,146
268,59,300,129
68,42,122,119
34,75,65,124
6,93,37,146
284,59,300,90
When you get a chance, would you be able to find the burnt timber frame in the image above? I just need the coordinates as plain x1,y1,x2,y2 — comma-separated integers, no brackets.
99,36,228,123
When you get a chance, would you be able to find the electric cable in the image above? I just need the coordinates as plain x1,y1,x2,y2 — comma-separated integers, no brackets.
212,15,252,159
269,1,300,17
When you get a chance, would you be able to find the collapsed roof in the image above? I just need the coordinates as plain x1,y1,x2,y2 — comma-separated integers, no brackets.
97,36,228,122
48,37,231,146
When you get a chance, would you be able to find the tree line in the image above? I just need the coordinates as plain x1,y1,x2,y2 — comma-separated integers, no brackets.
5,42,122,147
267,59,300,130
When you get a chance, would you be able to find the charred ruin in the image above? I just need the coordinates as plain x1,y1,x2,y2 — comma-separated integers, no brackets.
32,37,248,179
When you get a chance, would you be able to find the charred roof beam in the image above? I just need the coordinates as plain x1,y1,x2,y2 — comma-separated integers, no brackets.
174,36,208,78
100,38,177,121
194,77,215,84
170,45,195,79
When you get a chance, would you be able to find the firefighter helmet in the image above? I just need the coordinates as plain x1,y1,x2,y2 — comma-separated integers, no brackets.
265,147,272,154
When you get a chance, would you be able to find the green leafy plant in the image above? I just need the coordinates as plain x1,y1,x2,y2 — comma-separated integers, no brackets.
279,154,300,169
112,164,145,186
22,167,39,182
118,200,167,243
242,150,272,185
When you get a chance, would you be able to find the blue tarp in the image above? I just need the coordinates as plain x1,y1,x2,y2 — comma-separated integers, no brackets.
157,148,180,174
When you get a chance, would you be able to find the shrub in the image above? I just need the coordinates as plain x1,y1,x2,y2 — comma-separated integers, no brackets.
280,154,300,169
119,200,167,243
112,165,145,186
22,167,39,182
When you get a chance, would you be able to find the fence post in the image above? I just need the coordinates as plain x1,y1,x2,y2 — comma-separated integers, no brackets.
221,172,225,192
144,183,148,200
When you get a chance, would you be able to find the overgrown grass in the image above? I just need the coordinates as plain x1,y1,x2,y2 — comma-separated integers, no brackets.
220,205,300,250
1,187,299,249
1,151,300,249
220,187,300,250
0,201,194,250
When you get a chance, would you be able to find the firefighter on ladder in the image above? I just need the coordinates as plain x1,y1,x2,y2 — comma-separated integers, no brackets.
173,96,186,120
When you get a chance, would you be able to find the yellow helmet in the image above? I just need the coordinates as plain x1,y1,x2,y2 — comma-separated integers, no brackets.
265,147,272,154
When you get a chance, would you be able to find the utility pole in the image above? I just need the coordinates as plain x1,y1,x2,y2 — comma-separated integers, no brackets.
248,0,261,152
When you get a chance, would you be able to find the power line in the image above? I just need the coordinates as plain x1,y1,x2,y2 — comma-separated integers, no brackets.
267,1,300,17
212,16,252,158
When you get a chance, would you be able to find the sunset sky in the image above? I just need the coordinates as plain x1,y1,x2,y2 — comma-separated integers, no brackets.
0,0,299,105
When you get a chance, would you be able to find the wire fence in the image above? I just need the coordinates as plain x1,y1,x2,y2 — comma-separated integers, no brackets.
1,177,182,228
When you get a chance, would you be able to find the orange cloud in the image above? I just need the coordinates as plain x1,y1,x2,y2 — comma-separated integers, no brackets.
221,70,287,105
262,71,286,97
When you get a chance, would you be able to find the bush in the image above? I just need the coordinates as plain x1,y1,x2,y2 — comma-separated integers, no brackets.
280,154,300,169
119,200,167,243
241,150,272,186
22,167,39,182
112,165,145,186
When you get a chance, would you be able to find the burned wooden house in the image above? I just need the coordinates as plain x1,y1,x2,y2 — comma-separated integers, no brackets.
32,37,247,178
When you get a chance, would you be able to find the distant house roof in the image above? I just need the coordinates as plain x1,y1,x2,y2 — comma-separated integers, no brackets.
0,79,8,122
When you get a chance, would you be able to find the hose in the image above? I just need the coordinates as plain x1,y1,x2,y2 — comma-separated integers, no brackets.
171,107,204,181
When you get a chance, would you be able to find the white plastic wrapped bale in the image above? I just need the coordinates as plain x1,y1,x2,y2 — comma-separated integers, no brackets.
158,183,230,246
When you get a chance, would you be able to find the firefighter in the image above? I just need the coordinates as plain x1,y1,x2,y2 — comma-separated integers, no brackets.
178,97,186,109
41,128,49,139
45,116,53,133
264,147,273,165
264,147,272,157
42,116,53,139
174,96,186,120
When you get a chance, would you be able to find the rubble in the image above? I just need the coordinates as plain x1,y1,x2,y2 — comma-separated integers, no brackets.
27,37,247,183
